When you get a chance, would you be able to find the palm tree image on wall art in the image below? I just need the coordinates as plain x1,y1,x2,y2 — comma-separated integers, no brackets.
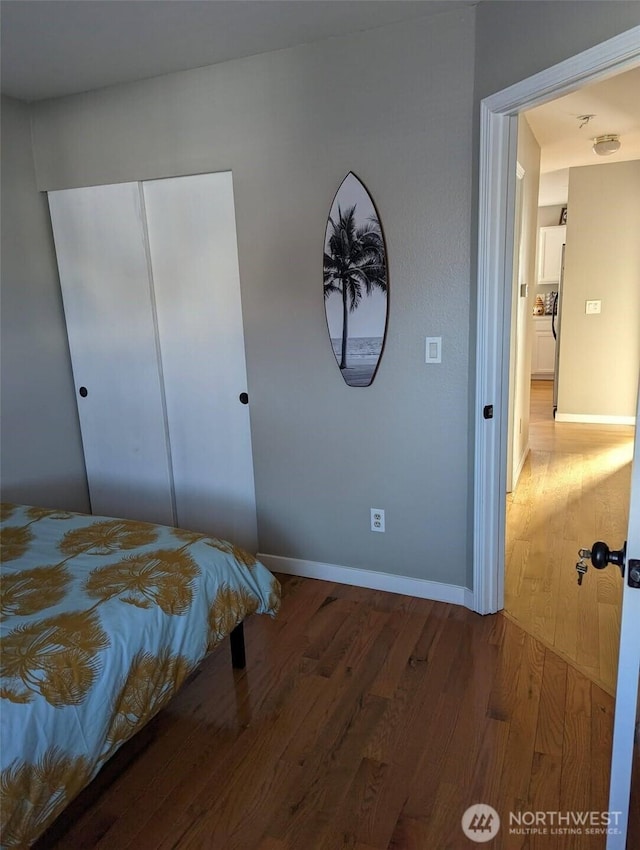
323,172,388,387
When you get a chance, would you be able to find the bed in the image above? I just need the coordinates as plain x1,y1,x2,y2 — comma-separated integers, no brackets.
0,503,280,848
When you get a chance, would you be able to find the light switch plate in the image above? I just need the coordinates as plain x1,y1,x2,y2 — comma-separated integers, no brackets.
585,300,601,314
425,337,442,364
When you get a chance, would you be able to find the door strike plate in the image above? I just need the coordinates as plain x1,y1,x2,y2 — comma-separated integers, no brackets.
628,559,640,589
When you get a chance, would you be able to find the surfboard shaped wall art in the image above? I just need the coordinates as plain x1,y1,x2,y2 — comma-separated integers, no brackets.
323,173,388,387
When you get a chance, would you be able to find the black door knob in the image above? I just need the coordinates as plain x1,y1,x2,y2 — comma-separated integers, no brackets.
79,387,88,398
581,541,627,576
239,392,249,405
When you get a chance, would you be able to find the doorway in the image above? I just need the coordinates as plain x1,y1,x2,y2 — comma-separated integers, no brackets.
473,26,640,848
472,26,640,615
502,80,639,694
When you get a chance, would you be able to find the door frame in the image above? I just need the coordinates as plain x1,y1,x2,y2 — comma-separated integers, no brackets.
473,25,640,616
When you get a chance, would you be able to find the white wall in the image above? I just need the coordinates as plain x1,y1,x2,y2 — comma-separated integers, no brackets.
0,96,90,510
510,116,541,485
558,160,640,420
538,205,565,229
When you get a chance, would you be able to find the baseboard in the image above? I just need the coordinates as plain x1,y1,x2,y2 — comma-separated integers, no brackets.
512,441,530,490
258,553,475,610
555,413,636,426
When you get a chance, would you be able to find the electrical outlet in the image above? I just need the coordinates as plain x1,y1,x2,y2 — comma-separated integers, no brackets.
371,508,385,533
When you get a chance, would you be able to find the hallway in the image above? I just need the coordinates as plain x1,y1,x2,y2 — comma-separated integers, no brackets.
505,380,635,695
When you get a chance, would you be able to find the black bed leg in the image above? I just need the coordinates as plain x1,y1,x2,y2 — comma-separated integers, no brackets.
230,622,246,669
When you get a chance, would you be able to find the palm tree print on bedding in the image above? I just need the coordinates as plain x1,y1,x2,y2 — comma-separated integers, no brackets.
172,526,258,569
84,548,200,615
1,525,34,562
59,519,158,557
103,649,193,760
0,748,93,848
0,610,110,706
1,564,72,618
207,584,260,650
323,172,388,387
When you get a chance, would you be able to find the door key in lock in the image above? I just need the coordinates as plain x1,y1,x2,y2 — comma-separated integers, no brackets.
576,559,588,586
576,541,626,585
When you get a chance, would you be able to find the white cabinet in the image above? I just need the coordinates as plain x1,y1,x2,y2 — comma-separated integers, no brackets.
537,225,566,285
531,316,556,379
48,173,258,551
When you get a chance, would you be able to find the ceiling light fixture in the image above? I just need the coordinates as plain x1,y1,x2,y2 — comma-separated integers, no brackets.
592,134,621,156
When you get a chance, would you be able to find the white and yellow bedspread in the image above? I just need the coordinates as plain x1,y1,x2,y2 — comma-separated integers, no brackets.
0,503,280,848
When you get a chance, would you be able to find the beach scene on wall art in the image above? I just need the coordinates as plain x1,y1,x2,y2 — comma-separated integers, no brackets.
323,173,388,387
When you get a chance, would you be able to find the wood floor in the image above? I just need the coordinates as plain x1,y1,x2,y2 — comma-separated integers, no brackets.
505,380,635,696
38,573,639,850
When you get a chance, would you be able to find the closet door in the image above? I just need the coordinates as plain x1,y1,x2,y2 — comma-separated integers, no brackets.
48,183,175,525
142,172,258,551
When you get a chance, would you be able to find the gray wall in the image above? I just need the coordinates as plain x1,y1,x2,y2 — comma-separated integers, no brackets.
559,160,640,419
3,2,639,591
0,95,89,510
28,9,476,585
474,1,640,101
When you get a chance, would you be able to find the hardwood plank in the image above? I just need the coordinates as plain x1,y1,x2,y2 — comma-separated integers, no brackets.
302,595,354,661
590,683,614,814
505,380,633,697
270,695,389,848
368,604,431,699
495,632,545,817
486,617,526,722
559,667,592,850
281,608,394,765
256,838,287,850
534,648,567,757
336,757,409,849
362,606,454,768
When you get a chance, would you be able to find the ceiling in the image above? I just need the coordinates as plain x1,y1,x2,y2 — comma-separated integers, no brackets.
2,0,637,209
0,0,476,102
526,66,640,206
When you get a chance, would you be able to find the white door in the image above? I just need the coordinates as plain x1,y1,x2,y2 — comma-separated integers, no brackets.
48,183,175,525
142,172,258,551
607,383,640,849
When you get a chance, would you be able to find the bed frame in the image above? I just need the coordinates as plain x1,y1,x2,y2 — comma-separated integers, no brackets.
229,622,246,669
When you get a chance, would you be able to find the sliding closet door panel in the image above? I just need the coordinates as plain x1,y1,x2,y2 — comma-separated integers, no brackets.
143,172,258,550
48,183,175,525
